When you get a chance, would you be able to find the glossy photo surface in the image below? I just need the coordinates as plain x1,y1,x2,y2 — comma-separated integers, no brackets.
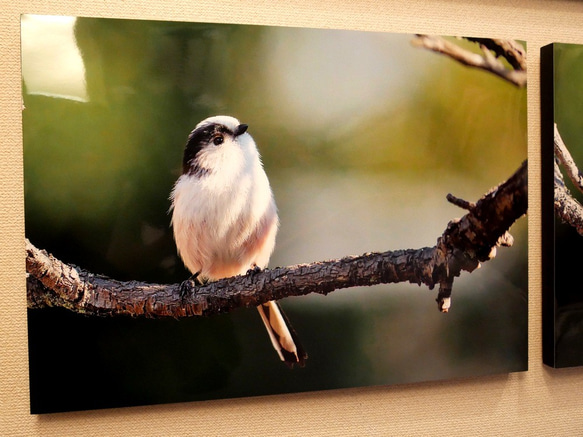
22,15,528,413
542,42,583,368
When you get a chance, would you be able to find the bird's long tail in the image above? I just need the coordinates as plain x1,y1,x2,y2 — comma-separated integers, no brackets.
257,301,307,368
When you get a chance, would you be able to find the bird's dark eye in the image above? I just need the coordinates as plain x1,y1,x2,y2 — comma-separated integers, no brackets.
212,136,224,146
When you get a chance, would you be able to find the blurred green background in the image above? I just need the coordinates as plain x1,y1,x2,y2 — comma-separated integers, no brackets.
548,43,583,367
22,15,527,413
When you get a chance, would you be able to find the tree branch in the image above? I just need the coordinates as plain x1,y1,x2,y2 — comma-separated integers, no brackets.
553,124,583,234
412,35,527,88
554,165,583,236
553,124,583,235
26,161,527,317
464,38,527,72
554,123,583,195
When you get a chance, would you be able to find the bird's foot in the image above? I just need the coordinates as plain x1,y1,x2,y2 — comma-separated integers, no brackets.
246,264,262,276
179,272,204,300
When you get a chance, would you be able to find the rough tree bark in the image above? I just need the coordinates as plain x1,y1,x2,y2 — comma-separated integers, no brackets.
553,123,583,236
26,161,527,318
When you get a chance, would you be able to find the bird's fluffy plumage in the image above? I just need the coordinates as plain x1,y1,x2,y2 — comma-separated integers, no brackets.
171,115,278,278
170,115,306,367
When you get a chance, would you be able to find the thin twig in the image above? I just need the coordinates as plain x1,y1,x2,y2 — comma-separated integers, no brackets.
446,193,476,210
412,35,527,88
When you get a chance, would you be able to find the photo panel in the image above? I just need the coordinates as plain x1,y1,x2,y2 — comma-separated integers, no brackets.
542,42,583,368
22,15,528,413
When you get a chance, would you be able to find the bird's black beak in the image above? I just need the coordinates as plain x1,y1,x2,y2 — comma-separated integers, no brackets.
235,124,248,136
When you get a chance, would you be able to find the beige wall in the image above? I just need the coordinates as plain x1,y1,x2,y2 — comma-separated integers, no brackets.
2,0,583,435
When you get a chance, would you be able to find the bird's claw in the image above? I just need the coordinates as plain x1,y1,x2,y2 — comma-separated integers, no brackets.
246,265,262,276
179,272,204,300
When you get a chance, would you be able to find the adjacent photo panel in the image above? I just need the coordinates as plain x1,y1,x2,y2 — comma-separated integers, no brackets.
542,43,583,368
22,15,528,413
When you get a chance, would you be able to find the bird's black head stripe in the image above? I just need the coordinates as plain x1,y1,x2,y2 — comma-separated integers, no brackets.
182,123,234,175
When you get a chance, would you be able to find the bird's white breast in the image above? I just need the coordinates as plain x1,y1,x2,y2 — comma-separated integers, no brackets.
171,140,278,280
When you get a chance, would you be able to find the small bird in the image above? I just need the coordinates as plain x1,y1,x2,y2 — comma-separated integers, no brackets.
170,115,307,367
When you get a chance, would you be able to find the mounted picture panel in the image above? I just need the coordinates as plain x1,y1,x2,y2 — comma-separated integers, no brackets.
541,43,583,368
22,15,528,413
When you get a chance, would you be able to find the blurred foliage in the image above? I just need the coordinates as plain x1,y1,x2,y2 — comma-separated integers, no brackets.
554,43,583,168
22,15,527,412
